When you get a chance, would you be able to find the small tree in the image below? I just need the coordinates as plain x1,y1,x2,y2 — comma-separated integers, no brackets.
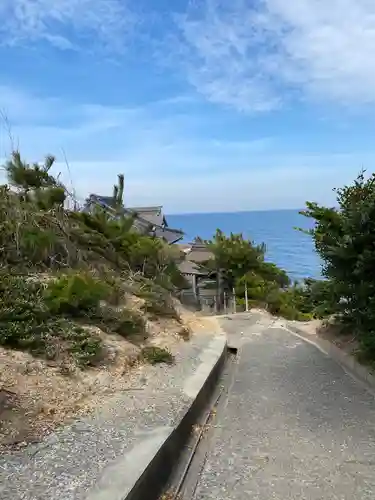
202,229,266,291
5,151,66,208
301,171,375,359
113,174,125,209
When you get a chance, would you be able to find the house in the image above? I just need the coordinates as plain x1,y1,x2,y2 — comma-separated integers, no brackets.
84,195,184,244
177,241,222,311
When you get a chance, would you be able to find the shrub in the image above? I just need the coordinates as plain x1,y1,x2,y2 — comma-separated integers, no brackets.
0,273,104,366
141,291,180,321
44,272,111,316
266,288,312,321
97,306,147,340
135,281,180,320
141,346,174,365
67,327,104,367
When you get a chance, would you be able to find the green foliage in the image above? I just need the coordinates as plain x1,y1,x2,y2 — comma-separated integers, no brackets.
200,229,334,322
67,329,104,367
1,151,186,288
204,229,266,290
73,208,186,289
97,305,147,340
138,283,180,321
44,273,111,316
0,150,191,369
237,272,276,305
201,230,301,318
5,151,66,208
113,174,125,208
0,273,103,367
301,171,375,359
292,279,336,318
0,185,76,270
141,346,174,365
258,261,290,288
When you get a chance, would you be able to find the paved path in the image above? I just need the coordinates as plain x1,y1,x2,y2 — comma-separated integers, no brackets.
194,313,375,499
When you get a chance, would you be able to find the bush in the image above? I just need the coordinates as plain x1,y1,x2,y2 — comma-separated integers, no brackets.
44,272,111,316
97,305,147,340
0,273,104,366
258,261,290,288
141,346,174,365
67,327,104,367
140,286,180,321
266,287,312,321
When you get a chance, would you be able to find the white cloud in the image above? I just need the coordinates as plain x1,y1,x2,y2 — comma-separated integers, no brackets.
0,0,135,51
0,84,368,213
175,0,375,111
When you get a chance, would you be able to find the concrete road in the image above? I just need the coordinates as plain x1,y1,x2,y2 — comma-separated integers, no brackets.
193,313,375,499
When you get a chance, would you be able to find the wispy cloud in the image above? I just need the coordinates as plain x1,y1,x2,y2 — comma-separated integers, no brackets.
175,0,375,111
0,84,367,213
0,0,135,51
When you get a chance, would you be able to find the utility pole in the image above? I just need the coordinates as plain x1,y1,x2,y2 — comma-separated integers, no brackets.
245,282,249,312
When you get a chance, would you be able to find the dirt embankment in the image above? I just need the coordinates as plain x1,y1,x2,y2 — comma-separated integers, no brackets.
288,317,360,356
0,302,222,452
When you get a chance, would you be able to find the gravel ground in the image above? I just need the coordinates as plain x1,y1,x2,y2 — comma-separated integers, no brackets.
0,331,222,500
194,314,375,500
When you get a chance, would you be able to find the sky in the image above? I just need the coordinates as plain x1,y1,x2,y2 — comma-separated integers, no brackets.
0,0,375,213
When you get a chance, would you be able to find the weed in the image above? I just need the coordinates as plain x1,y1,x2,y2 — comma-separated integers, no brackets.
141,346,174,365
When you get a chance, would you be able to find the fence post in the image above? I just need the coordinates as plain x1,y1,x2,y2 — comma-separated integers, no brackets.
223,291,227,314
232,287,237,314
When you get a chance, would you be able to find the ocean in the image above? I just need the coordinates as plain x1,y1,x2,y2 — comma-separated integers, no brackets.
167,209,322,282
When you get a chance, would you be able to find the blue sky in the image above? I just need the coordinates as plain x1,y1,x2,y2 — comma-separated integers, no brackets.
1,0,375,213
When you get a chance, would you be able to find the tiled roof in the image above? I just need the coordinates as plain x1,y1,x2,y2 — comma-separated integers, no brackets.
127,206,165,227
186,248,214,263
153,226,184,244
88,194,116,208
178,260,205,275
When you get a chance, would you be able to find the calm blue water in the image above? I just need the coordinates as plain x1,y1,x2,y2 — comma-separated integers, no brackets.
168,210,322,282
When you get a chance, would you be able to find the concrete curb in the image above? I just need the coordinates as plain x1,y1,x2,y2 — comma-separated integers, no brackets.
86,335,228,500
127,336,227,500
287,324,375,391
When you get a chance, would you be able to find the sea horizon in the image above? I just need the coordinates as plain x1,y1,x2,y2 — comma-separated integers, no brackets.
167,209,321,282
167,207,305,217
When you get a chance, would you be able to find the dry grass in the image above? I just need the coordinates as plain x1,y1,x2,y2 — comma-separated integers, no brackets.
0,327,141,450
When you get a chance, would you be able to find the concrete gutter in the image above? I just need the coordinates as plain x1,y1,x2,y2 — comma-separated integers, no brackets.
85,335,227,500
287,323,375,392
